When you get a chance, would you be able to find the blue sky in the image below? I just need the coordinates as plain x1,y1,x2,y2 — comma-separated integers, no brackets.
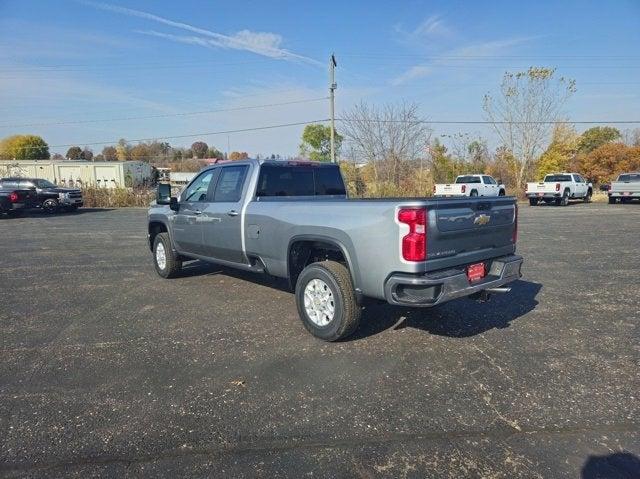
0,0,639,157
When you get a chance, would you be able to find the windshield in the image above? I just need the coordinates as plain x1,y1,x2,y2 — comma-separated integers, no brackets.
544,174,572,182
455,176,481,184
617,173,640,182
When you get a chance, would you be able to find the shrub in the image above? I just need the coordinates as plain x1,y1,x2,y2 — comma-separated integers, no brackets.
82,187,155,208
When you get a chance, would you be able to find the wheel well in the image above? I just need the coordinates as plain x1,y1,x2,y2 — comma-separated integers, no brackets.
587,187,593,195
288,240,348,290
148,221,168,251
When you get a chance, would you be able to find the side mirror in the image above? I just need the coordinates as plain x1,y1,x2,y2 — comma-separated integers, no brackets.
156,183,171,204
169,197,179,212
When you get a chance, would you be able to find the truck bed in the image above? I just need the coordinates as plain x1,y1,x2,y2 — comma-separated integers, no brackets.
246,195,517,299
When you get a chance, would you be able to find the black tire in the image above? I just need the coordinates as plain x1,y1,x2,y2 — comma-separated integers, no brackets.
470,190,478,197
42,198,59,214
6,209,24,217
561,191,570,206
153,232,182,278
583,190,592,203
529,198,537,206
295,261,361,341
608,196,616,204
498,189,506,196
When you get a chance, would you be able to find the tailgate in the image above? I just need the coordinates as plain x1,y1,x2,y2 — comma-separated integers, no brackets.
611,181,640,193
426,197,516,270
435,184,463,195
531,182,554,193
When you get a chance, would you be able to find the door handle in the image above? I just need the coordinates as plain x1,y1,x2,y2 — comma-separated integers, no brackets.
227,210,239,217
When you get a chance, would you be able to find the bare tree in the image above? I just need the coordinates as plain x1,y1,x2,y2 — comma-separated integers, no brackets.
483,67,576,188
340,101,431,187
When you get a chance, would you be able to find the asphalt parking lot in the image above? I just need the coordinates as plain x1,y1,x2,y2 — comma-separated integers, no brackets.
1,203,639,478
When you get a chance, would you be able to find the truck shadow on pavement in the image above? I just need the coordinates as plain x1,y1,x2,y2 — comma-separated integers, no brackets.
581,452,640,479
179,261,542,341
352,279,542,340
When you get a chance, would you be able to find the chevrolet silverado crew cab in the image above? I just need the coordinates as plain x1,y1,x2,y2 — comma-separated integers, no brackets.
608,172,640,204
434,174,506,197
0,177,83,213
148,160,523,341
525,173,592,206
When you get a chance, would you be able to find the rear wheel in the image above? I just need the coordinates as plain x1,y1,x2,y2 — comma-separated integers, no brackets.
470,190,478,197
529,198,537,206
295,261,361,341
153,232,182,278
560,191,570,206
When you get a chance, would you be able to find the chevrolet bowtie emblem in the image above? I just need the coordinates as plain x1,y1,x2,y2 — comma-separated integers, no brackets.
474,214,491,226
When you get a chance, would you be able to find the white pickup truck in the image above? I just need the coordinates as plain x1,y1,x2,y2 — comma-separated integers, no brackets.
526,173,593,206
608,172,640,204
434,175,506,197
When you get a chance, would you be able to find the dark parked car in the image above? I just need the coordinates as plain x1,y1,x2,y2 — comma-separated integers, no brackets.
0,187,37,217
0,178,83,213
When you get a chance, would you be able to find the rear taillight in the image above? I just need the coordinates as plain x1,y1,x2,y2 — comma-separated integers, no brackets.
461,185,466,193
555,183,560,192
513,204,518,244
398,208,427,261
9,192,19,203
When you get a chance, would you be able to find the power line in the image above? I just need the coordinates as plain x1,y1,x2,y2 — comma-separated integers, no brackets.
335,118,640,125
0,97,329,128
8,119,331,152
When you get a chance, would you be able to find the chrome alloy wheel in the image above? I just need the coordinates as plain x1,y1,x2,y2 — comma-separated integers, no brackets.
155,242,167,270
303,279,335,326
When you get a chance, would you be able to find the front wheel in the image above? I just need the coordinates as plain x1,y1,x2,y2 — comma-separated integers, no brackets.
153,232,182,278
583,191,592,203
498,189,506,196
42,198,59,213
295,261,361,341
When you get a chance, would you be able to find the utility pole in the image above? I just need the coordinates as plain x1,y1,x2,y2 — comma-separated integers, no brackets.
329,53,337,163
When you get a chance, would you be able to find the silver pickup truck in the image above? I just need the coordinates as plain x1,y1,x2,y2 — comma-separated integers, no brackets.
148,159,523,341
609,172,640,204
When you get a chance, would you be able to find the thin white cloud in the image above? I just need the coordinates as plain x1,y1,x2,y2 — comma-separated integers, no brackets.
391,65,433,86
395,14,453,46
412,15,452,38
79,0,321,65
391,36,537,85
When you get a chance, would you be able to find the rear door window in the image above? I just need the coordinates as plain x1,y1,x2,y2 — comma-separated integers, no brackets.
482,176,496,185
214,166,248,202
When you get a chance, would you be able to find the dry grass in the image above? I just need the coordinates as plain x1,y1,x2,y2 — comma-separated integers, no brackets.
82,187,155,208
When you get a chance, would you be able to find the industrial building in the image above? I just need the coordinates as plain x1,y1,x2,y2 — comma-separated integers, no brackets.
0,160,154,188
